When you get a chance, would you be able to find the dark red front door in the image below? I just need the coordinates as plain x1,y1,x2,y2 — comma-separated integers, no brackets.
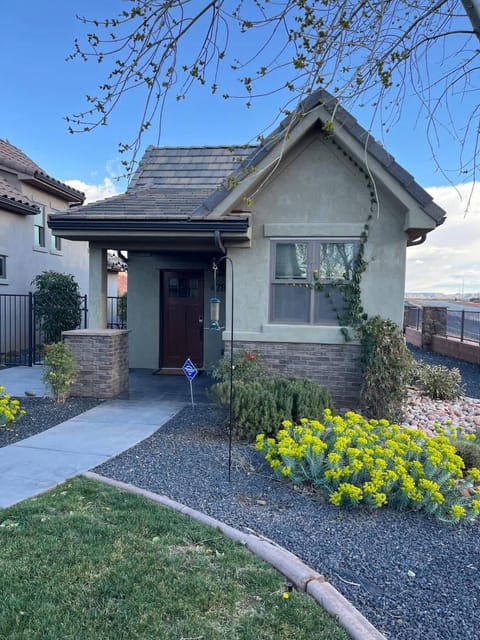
161,270,204,369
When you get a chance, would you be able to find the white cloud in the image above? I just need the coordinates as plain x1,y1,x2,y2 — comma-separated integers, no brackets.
406,182,480,294
65,178,120,204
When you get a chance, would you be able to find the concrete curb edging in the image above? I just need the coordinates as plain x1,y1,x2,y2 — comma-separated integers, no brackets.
83,471,386,640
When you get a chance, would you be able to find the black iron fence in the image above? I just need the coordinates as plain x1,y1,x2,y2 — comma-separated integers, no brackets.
0,293,87,366
107,295,127,329
404,305,480,345
404,306,423,330
447,310,480,344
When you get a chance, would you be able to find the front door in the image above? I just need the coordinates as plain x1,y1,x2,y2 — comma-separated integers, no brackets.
161,270,204,369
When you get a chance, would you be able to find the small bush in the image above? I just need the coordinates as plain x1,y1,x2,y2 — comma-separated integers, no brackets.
451,440,480,472
210,352,332,441
0,386,25,428
414,363,464,400
359,316,412,421
257,410,480,523
210,351,267,384
118,292,127,324
43,342,77,404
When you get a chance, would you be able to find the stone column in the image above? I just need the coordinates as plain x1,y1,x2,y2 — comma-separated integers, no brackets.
63,329,129,398
421,306,447,349
88,245,107,328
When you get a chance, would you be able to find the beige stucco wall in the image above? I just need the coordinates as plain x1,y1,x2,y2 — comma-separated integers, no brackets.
119,128,411,369
226,130,407,345
0,186,89,295
127,252,225,369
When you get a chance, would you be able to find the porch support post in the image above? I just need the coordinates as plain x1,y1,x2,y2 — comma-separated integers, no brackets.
88,245,107,328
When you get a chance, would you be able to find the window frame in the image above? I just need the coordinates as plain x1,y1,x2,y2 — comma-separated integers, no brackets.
0,254,6,280
269,237,360,325
33,204,46,248
50,234,62,252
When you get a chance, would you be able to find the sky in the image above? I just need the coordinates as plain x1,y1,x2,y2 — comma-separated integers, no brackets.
1,0,479,294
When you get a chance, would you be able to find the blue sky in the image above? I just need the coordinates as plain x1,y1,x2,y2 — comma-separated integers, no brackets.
1,1,479,293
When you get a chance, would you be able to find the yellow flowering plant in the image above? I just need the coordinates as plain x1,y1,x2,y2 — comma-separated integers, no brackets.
256,409,480,523
0,386,26,429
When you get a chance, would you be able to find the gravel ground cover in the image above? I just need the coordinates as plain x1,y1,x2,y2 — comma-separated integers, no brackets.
94,404,480,640
95,348,480,640
0,398,102,448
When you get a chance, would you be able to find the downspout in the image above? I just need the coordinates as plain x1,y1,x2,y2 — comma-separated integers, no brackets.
214,229,226,254
407,234,427,247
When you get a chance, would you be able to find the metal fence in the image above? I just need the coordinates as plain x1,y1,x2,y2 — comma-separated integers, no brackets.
0,293,87,366
404,305,480,345
107,295,127,329
404,306,423,330
447,310,480,344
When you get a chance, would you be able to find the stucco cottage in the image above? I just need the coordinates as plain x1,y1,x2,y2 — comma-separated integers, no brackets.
49,89,445,404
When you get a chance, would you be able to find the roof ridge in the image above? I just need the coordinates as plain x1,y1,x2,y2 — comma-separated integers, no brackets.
145,144,256,151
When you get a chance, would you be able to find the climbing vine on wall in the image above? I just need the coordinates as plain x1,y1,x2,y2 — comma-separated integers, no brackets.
314,133,378,341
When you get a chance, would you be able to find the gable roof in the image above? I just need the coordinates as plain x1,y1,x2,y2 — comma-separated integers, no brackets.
49,88,445,244
0,139,85,205
196,89,445,226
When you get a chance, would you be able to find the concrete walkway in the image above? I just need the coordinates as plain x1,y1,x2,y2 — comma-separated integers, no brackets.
0,366,211,509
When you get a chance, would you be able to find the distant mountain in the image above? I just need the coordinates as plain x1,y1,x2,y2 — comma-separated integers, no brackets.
405,292,448,299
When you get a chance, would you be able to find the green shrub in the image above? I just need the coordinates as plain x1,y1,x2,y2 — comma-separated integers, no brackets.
210,351,267,384
0,386,25,428
118,292,127,324
359,316,412,421
32,271,82,343
210,352,332,441
414,363,464,400
450,440,480,472
257,409,480,523
43,342,77,404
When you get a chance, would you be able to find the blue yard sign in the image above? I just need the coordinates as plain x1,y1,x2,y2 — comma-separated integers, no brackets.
182,358,198,381
182,358,198,407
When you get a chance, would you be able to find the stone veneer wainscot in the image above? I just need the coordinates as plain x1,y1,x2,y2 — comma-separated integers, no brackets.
227,340,362,408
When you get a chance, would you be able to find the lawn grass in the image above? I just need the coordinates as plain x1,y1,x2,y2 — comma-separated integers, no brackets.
0,477,349,640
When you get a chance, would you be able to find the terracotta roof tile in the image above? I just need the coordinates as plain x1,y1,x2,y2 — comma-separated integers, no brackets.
0,175,39,212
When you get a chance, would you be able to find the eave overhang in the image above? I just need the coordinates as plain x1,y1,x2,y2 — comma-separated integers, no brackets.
0,195,39,215
21,172,84,204
48,216,251,247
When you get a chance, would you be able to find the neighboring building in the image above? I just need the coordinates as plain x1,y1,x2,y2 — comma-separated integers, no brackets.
0,139,89,295
49,89,445,405
107,251,128,297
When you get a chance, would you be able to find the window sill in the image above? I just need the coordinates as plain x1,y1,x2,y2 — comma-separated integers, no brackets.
50,249,63,256
0,279,9,286
33,246,48,254
224,325,360,345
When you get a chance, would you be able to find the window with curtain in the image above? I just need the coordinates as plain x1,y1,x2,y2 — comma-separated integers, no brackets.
270,239,359,324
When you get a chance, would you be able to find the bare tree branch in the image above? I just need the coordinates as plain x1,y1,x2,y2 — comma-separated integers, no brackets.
67,0,480,182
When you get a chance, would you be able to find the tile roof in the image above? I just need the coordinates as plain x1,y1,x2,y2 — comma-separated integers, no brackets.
0,139,84,203
51,88,445,229
0,175,39,214
128,146,255,192
196,89,445,225
0,176,39,212
69,187,215,218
